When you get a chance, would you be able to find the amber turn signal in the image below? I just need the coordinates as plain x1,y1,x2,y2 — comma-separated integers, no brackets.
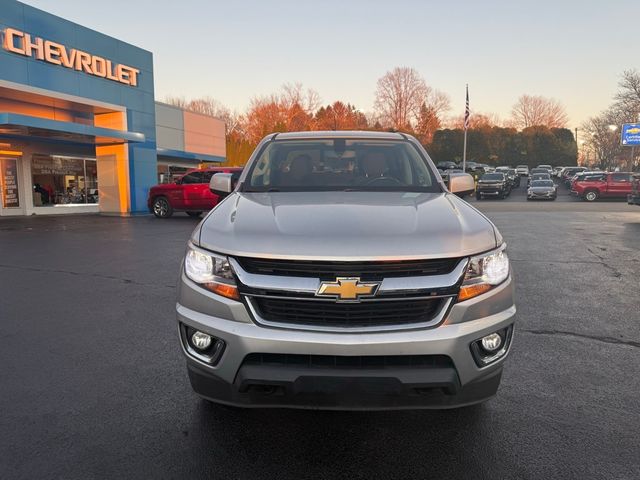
206,282,240,300
458,283,492,301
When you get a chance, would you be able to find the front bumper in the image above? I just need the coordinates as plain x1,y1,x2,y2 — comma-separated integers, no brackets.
477,188,505,196
176,271,516,410
528,192,556,200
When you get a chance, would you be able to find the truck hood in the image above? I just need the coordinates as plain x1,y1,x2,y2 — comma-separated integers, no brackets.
198,192,498,260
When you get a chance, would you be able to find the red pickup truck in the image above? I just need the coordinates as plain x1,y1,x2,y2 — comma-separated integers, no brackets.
571,172,634,202
148,167,242,218
628,174,640,206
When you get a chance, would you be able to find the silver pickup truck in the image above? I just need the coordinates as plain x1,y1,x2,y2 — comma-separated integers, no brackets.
176,131,515,410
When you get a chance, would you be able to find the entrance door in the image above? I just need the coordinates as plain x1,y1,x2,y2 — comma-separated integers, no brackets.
0,154,24,216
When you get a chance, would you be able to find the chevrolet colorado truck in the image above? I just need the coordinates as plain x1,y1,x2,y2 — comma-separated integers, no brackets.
176,131,516,410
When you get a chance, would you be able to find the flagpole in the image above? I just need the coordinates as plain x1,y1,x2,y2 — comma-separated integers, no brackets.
462,84,469,173
462,127,468,173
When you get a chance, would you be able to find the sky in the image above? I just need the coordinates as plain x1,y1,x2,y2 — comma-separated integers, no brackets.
22,0,637,128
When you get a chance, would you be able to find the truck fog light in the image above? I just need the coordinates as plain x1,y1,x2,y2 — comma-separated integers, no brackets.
191,331,212,350
470,325,513,367
481,333,502,352
181,324,226,365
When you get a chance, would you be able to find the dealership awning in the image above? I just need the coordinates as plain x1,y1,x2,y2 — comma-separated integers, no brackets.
0,112,145,146
156,148,225,163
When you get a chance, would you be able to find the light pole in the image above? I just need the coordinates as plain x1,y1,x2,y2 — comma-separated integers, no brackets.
608,125,618,171
579,140,586,165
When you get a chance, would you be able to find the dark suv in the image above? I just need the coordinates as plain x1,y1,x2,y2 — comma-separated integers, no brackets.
476,173,510,199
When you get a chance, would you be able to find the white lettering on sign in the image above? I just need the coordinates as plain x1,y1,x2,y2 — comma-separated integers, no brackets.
2,28,140,87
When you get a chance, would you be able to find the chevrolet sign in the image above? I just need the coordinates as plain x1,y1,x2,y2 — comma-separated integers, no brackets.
2,28,140,87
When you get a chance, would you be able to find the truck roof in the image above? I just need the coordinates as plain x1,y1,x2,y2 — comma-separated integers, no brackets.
273,130,406,140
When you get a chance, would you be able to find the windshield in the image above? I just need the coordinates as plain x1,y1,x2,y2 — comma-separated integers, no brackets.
531,180,554,187
481,173,504,181
242,139,440,192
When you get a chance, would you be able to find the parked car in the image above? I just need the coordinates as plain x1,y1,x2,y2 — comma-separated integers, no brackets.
506,169,521,187
527,180,557,201
537,164,553,175
476,172,510,199
561,167,588,186
436,161,458,171
628,173,640,206
148,166,243,218
515,165,529,176
572,172,634,201
528,172,551,186
178,131,515,410
552,166,564,177
478,163,495,173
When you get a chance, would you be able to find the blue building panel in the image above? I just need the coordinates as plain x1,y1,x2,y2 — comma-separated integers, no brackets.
26,60,82,96
0,49,29,84
0,1,26,30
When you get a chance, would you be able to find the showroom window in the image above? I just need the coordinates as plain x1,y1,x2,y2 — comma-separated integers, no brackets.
31,155,98,206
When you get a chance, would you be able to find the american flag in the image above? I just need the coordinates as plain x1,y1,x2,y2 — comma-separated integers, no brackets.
464,85,470,130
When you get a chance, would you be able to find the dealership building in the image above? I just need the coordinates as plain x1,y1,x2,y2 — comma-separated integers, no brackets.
0,0,226,216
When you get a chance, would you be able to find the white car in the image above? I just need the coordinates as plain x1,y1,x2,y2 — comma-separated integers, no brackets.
515,165,529,176
537,164,553,175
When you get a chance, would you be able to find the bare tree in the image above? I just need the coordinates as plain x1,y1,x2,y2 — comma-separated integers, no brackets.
510,95,568,129
581,114,623,170
374,67,428,130
374,67,450,131
164,95,189,109
613,69,640,120
281,83,322,114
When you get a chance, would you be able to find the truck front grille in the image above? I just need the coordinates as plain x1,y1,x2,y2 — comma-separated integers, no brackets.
251,297,445,329
235,257,459,279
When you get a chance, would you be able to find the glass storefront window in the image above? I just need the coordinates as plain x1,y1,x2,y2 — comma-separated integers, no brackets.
31,155,98,206
157,164,188,184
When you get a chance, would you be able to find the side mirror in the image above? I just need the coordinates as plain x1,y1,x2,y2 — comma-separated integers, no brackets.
448,173,476,197
210,172,234,196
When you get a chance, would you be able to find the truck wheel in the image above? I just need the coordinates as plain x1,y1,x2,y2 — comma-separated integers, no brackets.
152,196,173,218
186,211,203,218
584,190,598,202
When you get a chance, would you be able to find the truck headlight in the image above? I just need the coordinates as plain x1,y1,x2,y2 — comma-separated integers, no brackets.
458,244,509,301
184,243,239,300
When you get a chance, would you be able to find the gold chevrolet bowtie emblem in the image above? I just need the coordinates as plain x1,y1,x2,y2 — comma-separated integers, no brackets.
316,277,380,302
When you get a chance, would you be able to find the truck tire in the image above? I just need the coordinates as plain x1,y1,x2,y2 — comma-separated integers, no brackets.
152,196,173,218
584,190,598,202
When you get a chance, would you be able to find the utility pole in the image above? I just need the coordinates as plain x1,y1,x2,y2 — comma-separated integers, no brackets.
575,127,579,165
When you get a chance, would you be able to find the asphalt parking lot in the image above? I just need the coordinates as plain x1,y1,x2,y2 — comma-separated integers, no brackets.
1,186,639,479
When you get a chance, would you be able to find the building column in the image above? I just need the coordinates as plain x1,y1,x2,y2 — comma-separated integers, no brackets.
95,111,130,215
